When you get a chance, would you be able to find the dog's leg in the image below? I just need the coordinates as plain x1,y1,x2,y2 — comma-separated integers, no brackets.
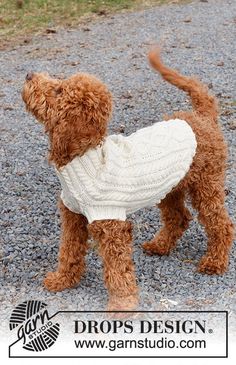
143,189,192,255
190,183,234,274
89,220,138,311
44,200,88,291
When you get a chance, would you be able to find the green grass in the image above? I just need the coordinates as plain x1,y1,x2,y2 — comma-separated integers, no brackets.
0,0,173,47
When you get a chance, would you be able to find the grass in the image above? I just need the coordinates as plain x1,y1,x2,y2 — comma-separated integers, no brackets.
0,0,175,48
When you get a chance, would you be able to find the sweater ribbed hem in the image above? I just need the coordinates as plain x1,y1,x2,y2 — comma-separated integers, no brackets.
84,206,126,223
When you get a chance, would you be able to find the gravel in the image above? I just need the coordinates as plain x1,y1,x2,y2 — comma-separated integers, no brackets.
0,0,235,332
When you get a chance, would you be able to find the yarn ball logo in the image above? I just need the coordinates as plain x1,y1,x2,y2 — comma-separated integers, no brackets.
9,300,60,352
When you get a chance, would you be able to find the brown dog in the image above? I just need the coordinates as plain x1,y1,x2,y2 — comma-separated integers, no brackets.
22,49,234,311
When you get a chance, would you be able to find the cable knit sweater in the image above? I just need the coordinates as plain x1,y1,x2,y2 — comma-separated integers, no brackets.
56,119,197,223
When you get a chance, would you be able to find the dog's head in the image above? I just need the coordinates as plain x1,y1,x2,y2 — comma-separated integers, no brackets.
22,72,113,166
22,72,63,125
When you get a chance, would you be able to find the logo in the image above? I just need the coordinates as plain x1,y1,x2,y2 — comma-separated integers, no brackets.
9,300,60,352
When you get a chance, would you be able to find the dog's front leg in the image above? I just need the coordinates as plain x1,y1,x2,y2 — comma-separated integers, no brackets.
89,219,138,311
44,199,88,291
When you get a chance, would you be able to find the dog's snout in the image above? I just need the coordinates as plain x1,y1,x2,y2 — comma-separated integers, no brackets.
26,72,34,81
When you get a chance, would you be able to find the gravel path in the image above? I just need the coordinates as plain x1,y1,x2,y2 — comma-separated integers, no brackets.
0,0,235,331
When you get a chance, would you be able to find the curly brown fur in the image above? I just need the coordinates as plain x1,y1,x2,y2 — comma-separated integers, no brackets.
22,49,234,310
88,220,138,311
44,200,88,291
143,189,192,256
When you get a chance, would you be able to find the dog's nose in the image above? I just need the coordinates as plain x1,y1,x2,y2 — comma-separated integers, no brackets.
26,72,34,81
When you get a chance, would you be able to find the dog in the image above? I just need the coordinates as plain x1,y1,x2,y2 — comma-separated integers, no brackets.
22,49,234,311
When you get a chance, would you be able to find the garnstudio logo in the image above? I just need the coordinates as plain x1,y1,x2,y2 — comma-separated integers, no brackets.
9,300,60,352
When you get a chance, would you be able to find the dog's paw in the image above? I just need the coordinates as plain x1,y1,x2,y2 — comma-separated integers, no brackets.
43,271,79,292
142,239,171,256
197,255,228,275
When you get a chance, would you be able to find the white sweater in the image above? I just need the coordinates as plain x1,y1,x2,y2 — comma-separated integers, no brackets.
56,119,197,223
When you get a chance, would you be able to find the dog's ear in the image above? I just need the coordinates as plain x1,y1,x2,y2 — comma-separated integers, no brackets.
48,75,113,167
48,99,112,167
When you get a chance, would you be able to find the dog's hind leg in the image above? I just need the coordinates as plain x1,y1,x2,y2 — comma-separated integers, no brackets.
190,180,234,274
44,199,88,291
143,189,192,255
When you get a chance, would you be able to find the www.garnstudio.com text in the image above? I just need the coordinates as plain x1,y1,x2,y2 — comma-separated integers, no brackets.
74,337,206,351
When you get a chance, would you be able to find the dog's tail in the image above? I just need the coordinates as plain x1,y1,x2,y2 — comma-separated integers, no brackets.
148,48,218,123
